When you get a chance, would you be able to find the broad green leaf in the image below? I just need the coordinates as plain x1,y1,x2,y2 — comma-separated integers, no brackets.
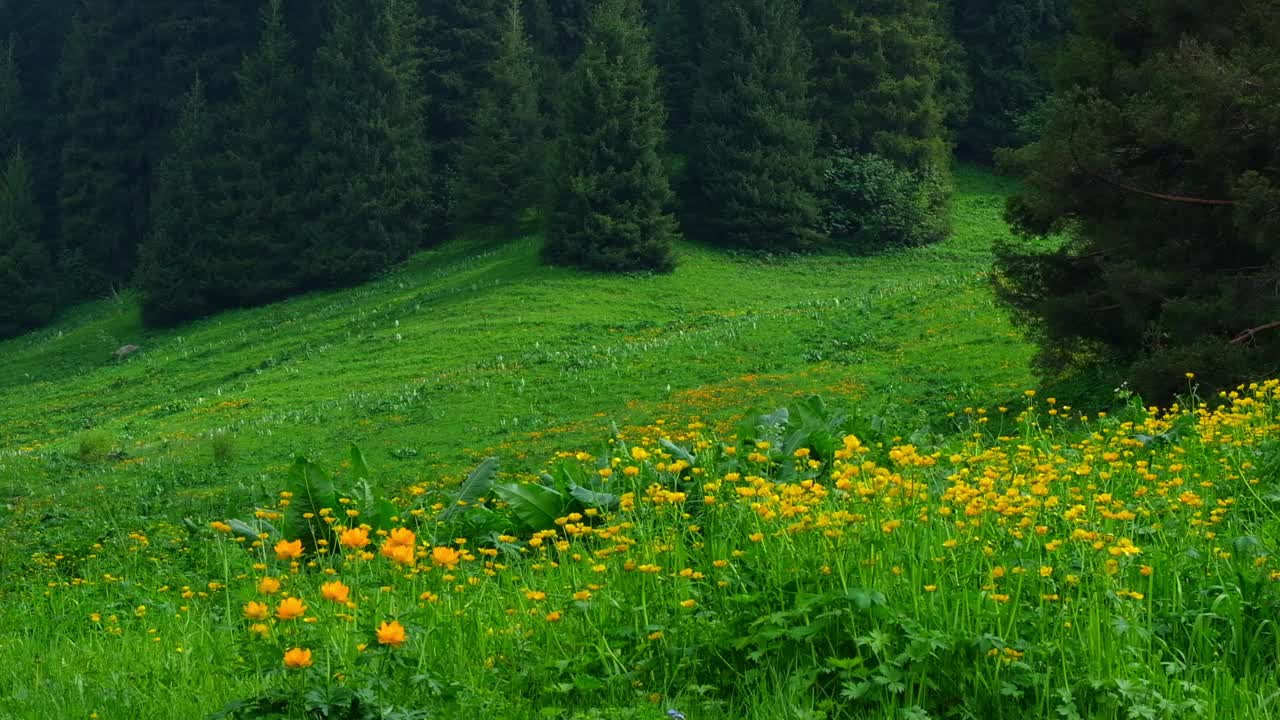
439,457,499,522
495,482,565,531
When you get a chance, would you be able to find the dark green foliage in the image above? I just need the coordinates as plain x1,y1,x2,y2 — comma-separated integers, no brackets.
646,0,700,146
950,0,1069,160
138,79,226,326
805,0,958,171
997,0,1280,400
544,0,678,272
380,0,435,251
218,0,307,306
421,0,504,188
300,0,433,286
0,36,17,154
0,147,55,337
454,0,545,234
688,0,821,251
819,150,950,249
56,6,153,293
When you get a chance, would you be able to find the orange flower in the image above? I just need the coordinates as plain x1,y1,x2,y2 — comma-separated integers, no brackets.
387,527,416,547
339,527,370,550
276,597,307,621
257,577,282,595
431,546,460,569
283,647,313,669
274,539,304,561
376,620,407,647
545,611,562,622
381,542,415,566
321,581,350,605
243,601,270,620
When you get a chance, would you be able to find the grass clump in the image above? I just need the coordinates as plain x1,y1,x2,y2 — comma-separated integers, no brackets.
75,429,115,463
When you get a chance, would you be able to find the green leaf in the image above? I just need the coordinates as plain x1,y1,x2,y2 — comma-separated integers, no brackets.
350,445,370,481
495,482,565,531
660,438,696,465
438,457,499,522
284,456,338,552
568,482,619,509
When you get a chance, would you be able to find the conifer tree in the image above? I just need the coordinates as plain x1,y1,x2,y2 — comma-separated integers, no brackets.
454,0,545,233
138,78,224,326
647,0,700,147
688,0,820,251
0,146,54,338
56,7,151,293
544,0,677,272
0,36,18,154
219,0,307,305
997,0,1280,399
805,0,957,172
301,0,431,286
379,0,435,251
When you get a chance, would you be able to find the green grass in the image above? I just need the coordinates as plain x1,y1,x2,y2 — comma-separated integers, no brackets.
0,166,1061,718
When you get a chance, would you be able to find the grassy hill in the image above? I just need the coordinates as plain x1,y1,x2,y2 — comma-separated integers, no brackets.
0,166,1058,719
0,166,1031,505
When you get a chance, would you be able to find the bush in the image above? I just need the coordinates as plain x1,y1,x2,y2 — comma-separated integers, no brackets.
209,432,236,465
818,150,951,250
76,429,115,463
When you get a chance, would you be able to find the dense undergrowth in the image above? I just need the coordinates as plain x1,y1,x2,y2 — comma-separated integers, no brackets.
7,379,1280,719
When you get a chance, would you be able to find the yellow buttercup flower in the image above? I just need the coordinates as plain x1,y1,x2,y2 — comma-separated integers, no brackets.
243,601,270,621
258,577,282,595
376,620,407,647
339,527,370,550
274,539,303,561
321,581,350,605
276,597,307,621
283,647,312,669
431,546,460,569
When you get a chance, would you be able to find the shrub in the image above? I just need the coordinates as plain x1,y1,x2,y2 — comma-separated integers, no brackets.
209,432,236,465
76,429,115,463
818,150,951,250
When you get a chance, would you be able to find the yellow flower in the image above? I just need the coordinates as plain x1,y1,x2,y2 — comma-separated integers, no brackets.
321,581,350,605
210,521,233,533
431,546,460,569
249,623,270,638
243,601,270,620
1039,566,1053,578
376,620,407,647
545,611,562,622
274,539,304,561
525,590,547,602
258,577,282,595
679,599,697,609
276,597,307,621
381,542,416,566
339,527,370,550
283,647,312,669
387,527,416,547
572,590,592,601
923,585,938,593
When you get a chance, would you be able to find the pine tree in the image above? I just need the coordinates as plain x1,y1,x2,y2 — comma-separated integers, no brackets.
421,0,504,204
379,0,435,251
0,35,18,154
544,0,677,272
805,0,957,172
454,0,545,233
997,0,1280,400
688,0,820,251
218,0,307,305
301,0,431,286
647,0,700,148
138,78,225,326
56,6,151,293
950,0,1069,160
0,146,55,337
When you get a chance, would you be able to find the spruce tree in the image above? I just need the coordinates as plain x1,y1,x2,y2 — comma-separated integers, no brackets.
544,0,677,272
647,0,700,148
0,36,17,154
138,78,224,326
997,0,1280,399
950,0,1069,160
56,7,150,293
219,0,307,305
805,0,957,172
0,146,55,338
688,0,820,251
454,0,545,233
301,0,431,286
379,0,435,251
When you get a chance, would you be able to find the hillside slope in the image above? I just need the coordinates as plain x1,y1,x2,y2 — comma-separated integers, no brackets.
0,168,1030,479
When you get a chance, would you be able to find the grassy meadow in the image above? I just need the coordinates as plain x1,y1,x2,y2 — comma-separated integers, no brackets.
3,168,1278,719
